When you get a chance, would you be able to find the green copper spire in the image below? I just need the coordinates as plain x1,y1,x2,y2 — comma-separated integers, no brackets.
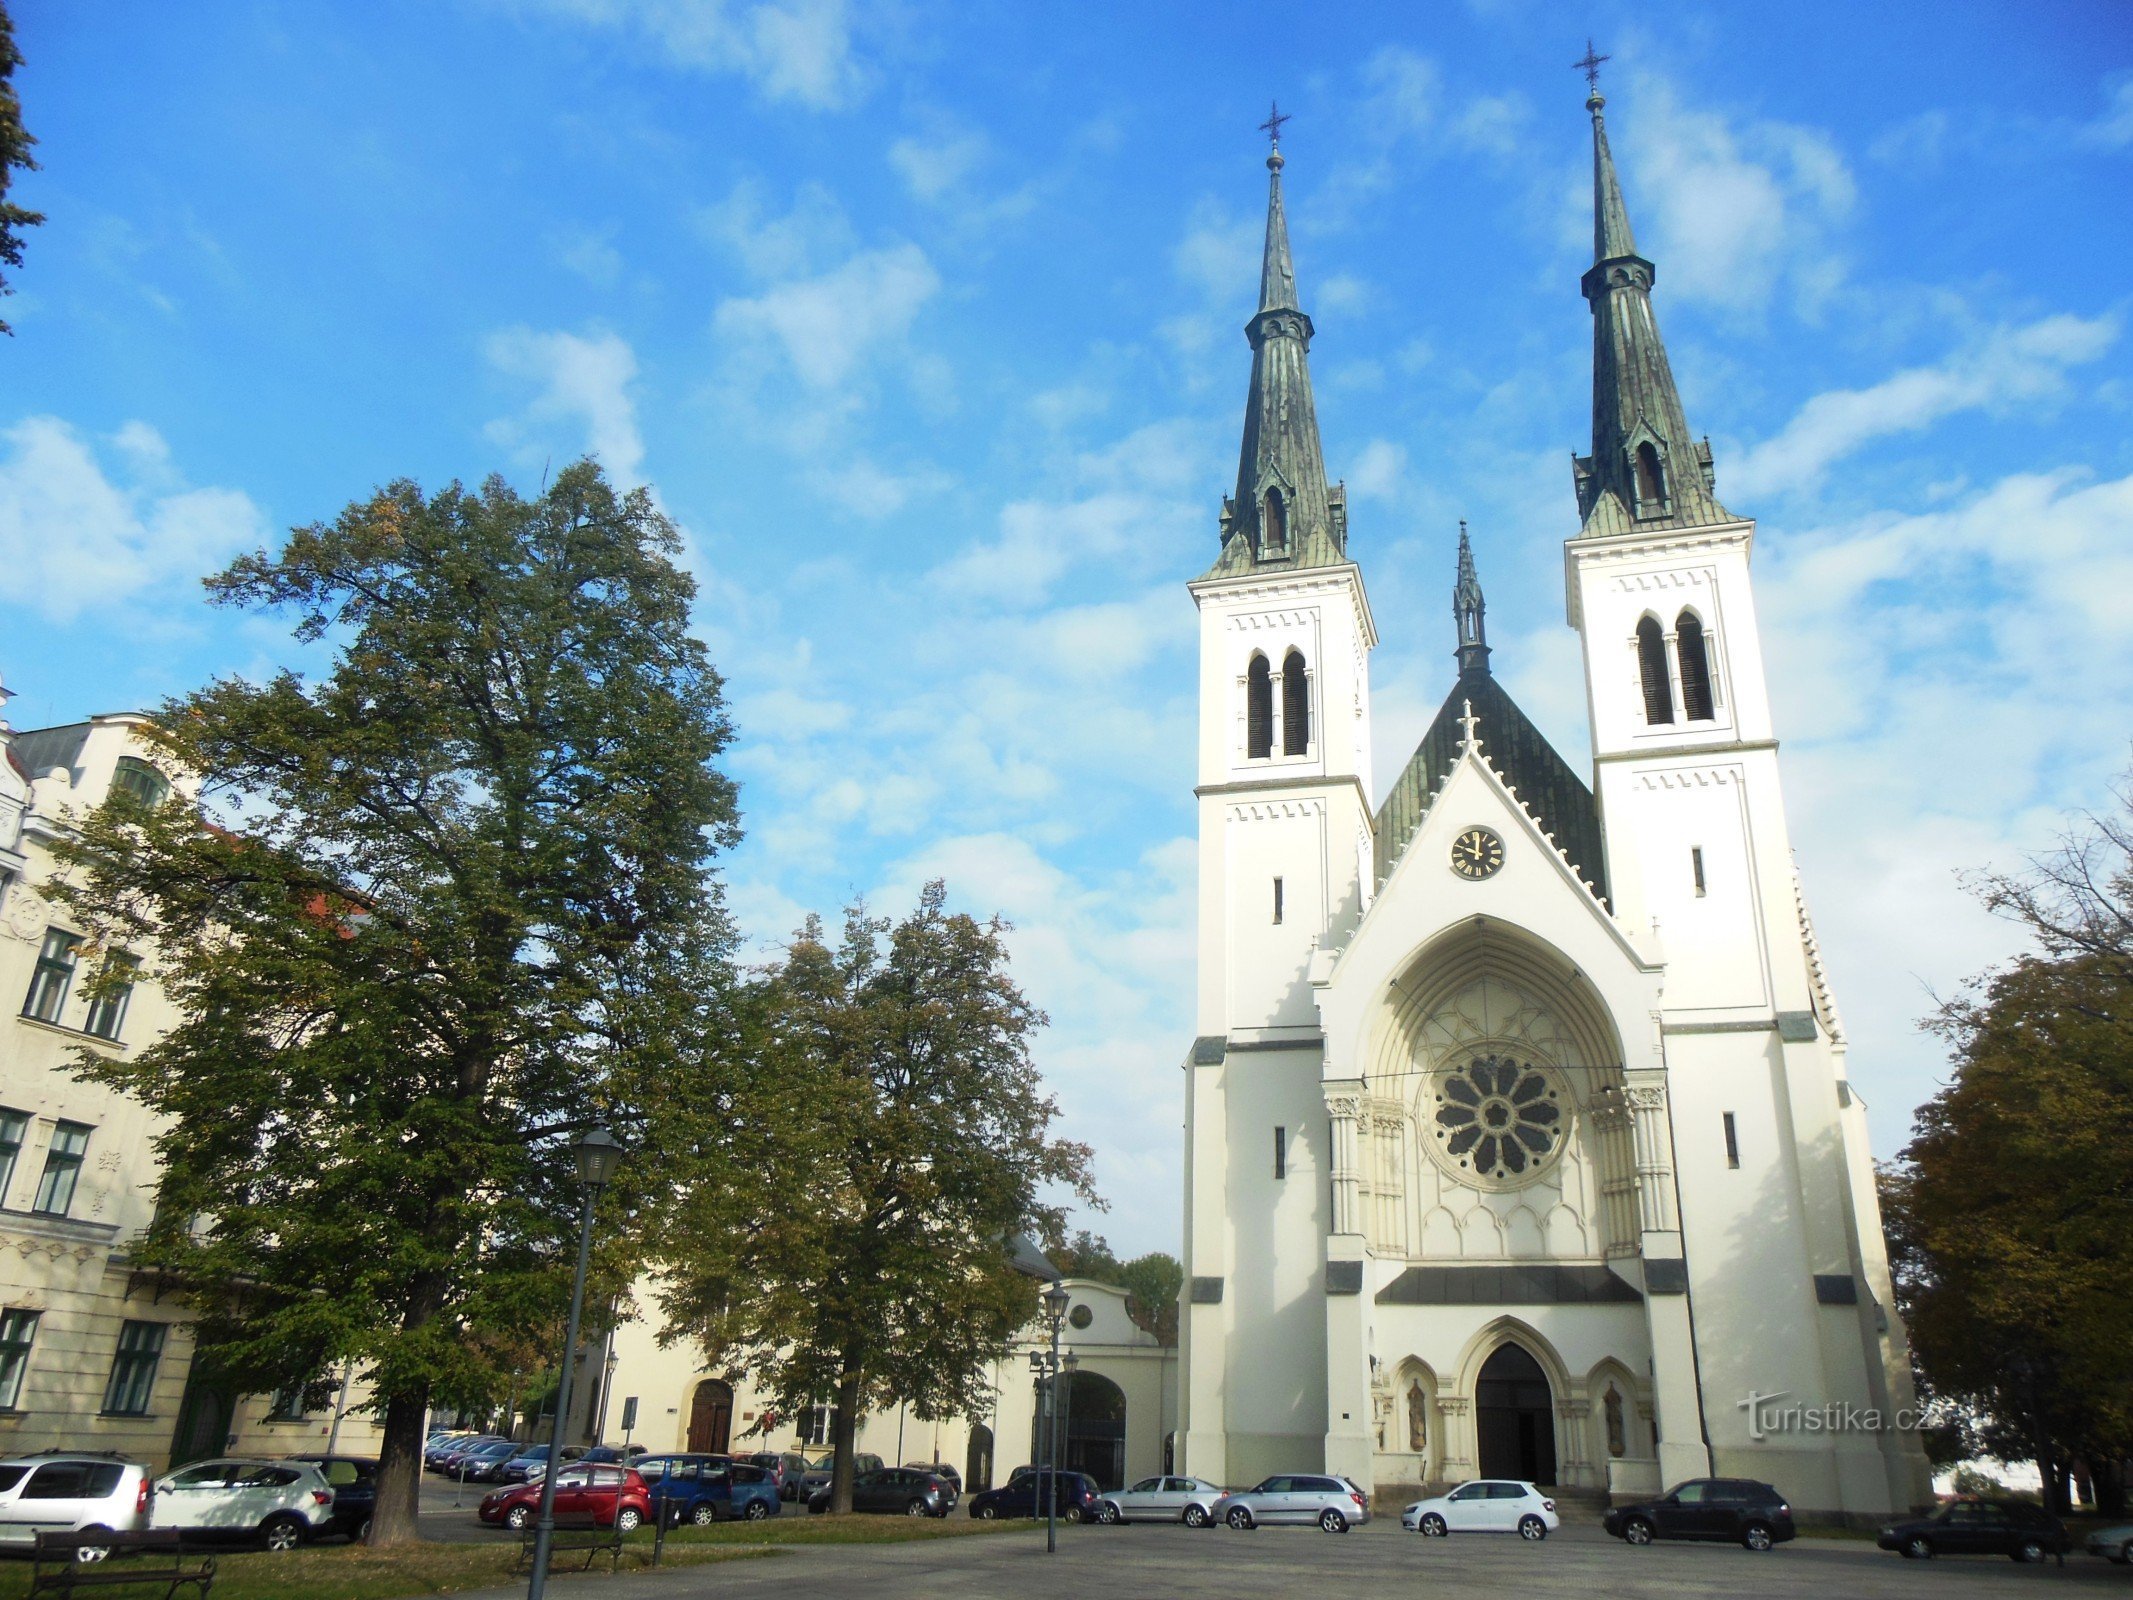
1573,81,1729,536
1453,521,1489,676
1206,125,1346,578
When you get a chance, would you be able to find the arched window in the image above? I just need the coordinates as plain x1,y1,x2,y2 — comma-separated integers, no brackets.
1636,616,1674,724
1281,649,1309,755
1246,654,1273,758
1676,610,1714,721
111,757,170,808
1262,489,1287,553
1634,442,1665,511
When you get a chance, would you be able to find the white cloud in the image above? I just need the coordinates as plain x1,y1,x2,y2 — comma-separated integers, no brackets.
697,178,855,280
506,0,862,110
1346,438,1408,502
889,128,987,205
483,326,646,484
713,242,939,390
556,226,624,286
1730,314,2120,500
2079,75,2133,149
0,417,266,624
814,456,954,518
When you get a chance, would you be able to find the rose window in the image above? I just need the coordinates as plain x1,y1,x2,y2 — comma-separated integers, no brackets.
1431,1054,1565,1183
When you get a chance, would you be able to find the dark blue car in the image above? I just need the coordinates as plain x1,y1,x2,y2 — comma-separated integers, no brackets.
635,1455,780,1525
968,1470,1100,1523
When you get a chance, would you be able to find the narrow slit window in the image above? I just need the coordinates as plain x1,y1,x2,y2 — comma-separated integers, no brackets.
1636,617,1674,725
1634,441,1665,510
1272,877,1284,925
1262,489,1287,553
1273,1127,1287,1180
1281,650,1309,755
1676,611,1715,721
1691,848,1706,897
1722,1112,1740,1170
1246,654,1273,759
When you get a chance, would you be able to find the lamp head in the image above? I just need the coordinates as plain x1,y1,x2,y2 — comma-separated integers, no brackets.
1042,1282,1070,1323
574,1127,625,1187
1062,1352,1079,1374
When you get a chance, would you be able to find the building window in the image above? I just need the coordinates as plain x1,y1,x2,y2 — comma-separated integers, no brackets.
0,1110,25,1203
1262,489,1287,554
1633,442,1665,511
1676,611,1715,721
1635,617,1674,725
101,1321,167,1416
110,758,171,809
22,930,80,1024
1273,1127,1287,1180
1246,654,1273,759
1691,848,1706,897
83,954,139,1043
0,1309,37,1409
32,1122,90,1216
1722,1112,1740,1170
1272,877,1284,925
801,1404,832,1447
265,1381,311,1422
1281,650,1310,755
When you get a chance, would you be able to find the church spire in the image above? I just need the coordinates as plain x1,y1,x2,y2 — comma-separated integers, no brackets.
1572,70,1728,536
1453,521,1489,676
1207,109,1345,577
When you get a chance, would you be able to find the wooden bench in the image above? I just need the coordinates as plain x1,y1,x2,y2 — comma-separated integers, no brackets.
515,1526,629,1574
30,1532,215,1600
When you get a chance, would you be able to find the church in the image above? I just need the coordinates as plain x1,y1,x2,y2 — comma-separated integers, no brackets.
1176,84,1933,1519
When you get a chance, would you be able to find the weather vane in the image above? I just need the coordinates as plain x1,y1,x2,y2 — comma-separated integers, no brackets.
1259,100,1290,150
1573,39,1610,94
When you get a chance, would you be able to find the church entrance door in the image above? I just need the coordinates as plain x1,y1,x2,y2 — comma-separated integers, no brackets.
686,1380,733,1454
1475,1343,1557,1485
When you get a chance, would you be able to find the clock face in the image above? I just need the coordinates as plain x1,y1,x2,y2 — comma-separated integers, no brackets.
1450,825,1505,880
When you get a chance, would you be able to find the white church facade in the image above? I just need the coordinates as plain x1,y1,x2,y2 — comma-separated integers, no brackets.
1177,89,1933,1518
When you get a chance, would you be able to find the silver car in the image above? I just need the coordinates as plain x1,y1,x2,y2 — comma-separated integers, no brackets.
1212,1473,1371,1532
1094,1476,1226,1526
0,1456,152,1558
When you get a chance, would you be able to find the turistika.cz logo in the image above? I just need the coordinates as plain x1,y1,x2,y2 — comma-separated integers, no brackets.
1737,1390,1925,1440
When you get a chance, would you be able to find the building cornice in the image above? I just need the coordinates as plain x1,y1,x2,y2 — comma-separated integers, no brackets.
1189,560,1378,651
1195,773,1373,813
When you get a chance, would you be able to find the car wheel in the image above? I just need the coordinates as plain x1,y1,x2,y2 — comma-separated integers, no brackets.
744,1500,771,1522
1097,1502,1121,1524
1904,1535,1932,1560
690,1503,718,1527
1623,1517,1655,1546
1742,1522,1773,1552
1318,1509,1347,1533
506,1505,534,1531
355,1519,372,1544
74,1527,115,1564
905,1500,928,1518
2013,1539,2046,1564
615,1508,642,1534
1519,1515,1548,1541
1183,1505,1209,1528
1420,1513,1447,1538
1226,1506,1255,1530
261,1514,305,1553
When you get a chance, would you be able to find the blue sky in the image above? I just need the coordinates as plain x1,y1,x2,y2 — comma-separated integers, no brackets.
3,0,2130,1256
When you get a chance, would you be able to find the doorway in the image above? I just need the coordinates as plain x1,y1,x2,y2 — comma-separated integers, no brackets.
1474,1343,1556,1484
965,1424,994,1493
686,1379,733,1454
168,1377,232,1467
1059,1372,1127,1491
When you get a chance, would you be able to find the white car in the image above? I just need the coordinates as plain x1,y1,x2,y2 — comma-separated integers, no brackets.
1402,1478,1558,1539
0,1456,153,1557
2087,1522,2133,1563
1093,1476,1227,1525
151,1458,335,1551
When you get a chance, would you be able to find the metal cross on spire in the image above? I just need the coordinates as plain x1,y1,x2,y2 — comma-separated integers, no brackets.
1573,39,1610,95
1259,100,1291,149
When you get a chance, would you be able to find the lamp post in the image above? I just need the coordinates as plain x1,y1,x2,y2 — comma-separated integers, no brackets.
526,1129,623,1600
1038,1282,1070,1553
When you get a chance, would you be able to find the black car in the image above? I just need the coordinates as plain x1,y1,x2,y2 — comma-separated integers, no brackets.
1603,1478,1796,1551
285,1455,377,1543
1877,1499,2070,1563
806,1466,955,1518
968,1470,1101,1524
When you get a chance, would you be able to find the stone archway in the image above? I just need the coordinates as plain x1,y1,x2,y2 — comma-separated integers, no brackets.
1056,1371,1127,1490
686,1379,733,1454
965,1423,995,1494
1475,1344,1556,1484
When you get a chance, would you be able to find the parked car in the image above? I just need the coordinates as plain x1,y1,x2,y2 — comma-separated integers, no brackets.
1402,1479,1558,1540
799,1452,884,1496
461,1441,529,1482
636,1456,780,1525
967,1470,1101,1524
2085,1522,2133,1564
1604,1478,1796,1551
150,1458,336,1552
742,1452,811,1501
429,1435,507,1474
478,1465,652,1533
1210,1475,1370,1533
1093,1476,1226,1525
806,1467,956,1518
580,1444,647,1466
0,1455,153,1557
1877,1499,2070,1563
496,1445,587,1484
904,1461,962,1495
284,1456,376,1543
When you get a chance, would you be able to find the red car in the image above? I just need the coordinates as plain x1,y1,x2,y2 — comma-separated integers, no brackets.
478,1465,652,1532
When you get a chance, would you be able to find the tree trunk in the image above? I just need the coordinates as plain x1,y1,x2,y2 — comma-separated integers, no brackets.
829,1365,864,1514
369,1387,432,1546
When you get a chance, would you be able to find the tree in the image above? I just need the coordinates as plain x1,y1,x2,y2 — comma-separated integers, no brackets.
1043,1228,1182,1346
654,884,1099,1513
0,2,44,334
50,461,739,1543
1882,772,2133,1516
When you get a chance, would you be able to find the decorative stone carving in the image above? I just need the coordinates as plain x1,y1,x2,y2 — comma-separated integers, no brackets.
1604,1385,1627,1457
1406,1380,1429,1454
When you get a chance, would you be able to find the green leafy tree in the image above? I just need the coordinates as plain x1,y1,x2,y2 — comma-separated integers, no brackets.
50,461,738,1543
654,884,1099,1512
1043,1229,1181,1346
0,2,43,333
1883,774,2133,1516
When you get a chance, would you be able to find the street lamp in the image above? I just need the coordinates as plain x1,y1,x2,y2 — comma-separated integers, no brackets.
526,1128,623,1600
1037,1282,1070,1554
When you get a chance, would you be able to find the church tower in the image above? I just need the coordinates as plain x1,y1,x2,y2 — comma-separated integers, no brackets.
1179,133,1378,1486
1563,81,1931,1511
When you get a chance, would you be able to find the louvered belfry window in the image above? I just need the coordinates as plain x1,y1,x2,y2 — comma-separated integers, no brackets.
1262,489,1287,553
1634,442,1665,511
1282,650,1310,755
1247,654,1273,758
1676,611,1715,721
1636,616,1674,724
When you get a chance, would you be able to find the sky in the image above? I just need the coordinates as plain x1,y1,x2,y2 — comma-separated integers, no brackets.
3,0,2130,1259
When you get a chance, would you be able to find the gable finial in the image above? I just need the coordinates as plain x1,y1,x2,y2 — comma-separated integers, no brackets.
1457,698,1482,752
